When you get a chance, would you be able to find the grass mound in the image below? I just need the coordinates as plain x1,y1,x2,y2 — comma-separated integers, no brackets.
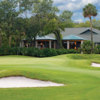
68,54,100,59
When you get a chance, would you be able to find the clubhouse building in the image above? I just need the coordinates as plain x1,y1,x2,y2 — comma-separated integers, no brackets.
22,28,100,49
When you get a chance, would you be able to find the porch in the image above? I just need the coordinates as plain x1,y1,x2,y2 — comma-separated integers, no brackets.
35,40,56,49
63,35,84,49
21,35,84,49
63,40,83,50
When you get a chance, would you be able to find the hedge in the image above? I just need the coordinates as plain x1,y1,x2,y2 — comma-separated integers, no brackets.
0,47,78,57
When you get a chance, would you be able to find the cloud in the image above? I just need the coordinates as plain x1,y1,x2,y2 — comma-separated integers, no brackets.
74,19,83,23
53,0,99,22
53,0,99,11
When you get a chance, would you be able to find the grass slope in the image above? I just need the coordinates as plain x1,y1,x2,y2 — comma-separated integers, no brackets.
0,54,100,100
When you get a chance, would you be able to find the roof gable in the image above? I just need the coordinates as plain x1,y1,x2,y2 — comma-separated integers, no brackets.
80,29,98,35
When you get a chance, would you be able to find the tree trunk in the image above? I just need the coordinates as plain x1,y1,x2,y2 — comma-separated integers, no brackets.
19,32,21,47
9,36,12,47
54,30,63,49
89,17,94,53
33,37,36,48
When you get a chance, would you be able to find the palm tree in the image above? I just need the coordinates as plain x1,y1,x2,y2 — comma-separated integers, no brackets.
83,4,97,53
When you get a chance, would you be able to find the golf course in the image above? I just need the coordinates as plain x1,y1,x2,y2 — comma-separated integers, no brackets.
0,54,100,100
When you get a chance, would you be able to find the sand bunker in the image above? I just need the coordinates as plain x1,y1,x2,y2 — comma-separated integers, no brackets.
0,77,64,88
92,63,100,67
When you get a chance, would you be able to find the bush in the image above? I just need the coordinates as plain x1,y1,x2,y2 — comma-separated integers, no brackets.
81,41,100,54
56,49,78,55
94,45,100,54
42,49,57,57
81,41,93,54
0,47,78,57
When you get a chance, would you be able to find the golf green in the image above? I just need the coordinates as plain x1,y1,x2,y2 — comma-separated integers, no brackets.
0,54,100,100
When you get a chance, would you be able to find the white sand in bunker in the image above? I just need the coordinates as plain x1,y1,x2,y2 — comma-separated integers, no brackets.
92,63,100,67
0,77,64,88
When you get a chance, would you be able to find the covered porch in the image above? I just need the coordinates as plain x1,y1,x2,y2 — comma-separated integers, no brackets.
35,36,56,49
63,35,84,49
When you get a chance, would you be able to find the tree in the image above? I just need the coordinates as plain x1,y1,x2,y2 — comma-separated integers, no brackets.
44,10,73,49
18,0,36,18
44,15,64,49
0,0,20,47
83,3,97,53
93,20,100,30
27,16,41,47
81,41,93,54
59,10,73,27
14,17,27,47
74,21,90,27
33,0,63,48
33,0,73,49
22,17,41,47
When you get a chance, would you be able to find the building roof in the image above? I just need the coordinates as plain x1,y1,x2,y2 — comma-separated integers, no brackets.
36,36,55,40
63,35,84,40
48,28,100,43
23,28,100,43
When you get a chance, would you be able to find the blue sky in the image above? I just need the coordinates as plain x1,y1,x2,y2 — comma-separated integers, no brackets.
53,0,100,23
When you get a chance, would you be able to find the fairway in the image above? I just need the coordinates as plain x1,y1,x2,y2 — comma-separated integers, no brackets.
0,54,100,100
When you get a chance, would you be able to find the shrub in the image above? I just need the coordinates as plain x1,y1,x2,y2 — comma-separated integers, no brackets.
42,48,57,57
56,49,78,55
81,41,100,54
81,41,93,54
0,47,78,57
94,45,100,54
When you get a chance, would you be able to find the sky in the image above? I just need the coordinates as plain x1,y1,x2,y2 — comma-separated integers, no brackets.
53,0,100,23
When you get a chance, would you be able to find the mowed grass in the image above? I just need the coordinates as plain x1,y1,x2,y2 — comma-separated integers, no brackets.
0,54,100,100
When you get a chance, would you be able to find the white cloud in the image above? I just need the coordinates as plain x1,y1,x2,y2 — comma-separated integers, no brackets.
53,0,99,21
53,0,99,11
74,19,83,23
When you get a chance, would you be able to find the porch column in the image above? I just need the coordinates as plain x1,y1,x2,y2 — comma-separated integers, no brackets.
67,41,70,49
36,41,38,48
22,41,24,47
49,40,52,48
95,43,98,46
20,41,24,47
81,40,84,46
75,41,77,50
81,40,84,54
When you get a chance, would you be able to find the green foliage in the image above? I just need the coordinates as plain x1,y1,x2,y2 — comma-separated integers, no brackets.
0,0,74,49
59,10,74,27
56,49,78,55
74,21,90,27
0,0,20,47
81,41,93,54
93,20,100,30
68,54,98,59
42,48,57,57
60,10,73,20
94,45,100,54
83,4,98,53
83,3,97,18
33,0,56,15
81,41,100,54
0,47,78,57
